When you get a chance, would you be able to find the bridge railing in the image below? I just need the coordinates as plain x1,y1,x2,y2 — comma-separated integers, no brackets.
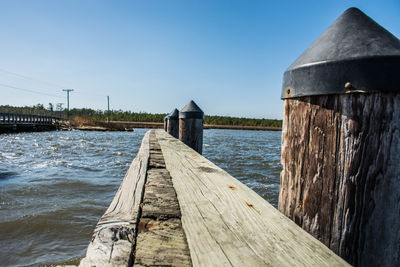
0,113,59,125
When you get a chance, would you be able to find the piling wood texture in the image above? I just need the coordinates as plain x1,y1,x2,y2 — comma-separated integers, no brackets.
279,94,400,266
278,8,400,266
179,101,204,154
155,129,348,266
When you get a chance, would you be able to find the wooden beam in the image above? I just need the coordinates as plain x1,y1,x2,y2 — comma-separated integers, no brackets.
80,131,151,267
134,132,191,266
155,129,349,266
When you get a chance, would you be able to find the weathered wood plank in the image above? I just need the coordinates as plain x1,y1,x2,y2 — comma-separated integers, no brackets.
141,170,181,220
134,218,192,267
80,131,151,267
133,132,191,266
155,129,349,267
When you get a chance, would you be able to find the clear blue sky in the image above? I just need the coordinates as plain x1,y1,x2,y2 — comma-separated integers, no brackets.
0,0,399,119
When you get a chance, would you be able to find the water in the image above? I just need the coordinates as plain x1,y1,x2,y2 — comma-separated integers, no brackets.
0,129,281,266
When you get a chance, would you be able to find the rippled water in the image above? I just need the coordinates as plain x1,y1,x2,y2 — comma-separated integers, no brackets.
0,129,281,266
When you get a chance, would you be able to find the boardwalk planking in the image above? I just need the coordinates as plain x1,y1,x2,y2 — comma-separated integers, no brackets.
155,129,349,267
133,131,191,266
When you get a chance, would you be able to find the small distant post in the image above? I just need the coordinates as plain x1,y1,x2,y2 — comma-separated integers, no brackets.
179,100,204,154
166,108,179,138
278,8,400,266
107,96,110,123
163,116,168,131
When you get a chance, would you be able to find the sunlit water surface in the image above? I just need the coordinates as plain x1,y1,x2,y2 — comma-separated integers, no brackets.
0,129,281,266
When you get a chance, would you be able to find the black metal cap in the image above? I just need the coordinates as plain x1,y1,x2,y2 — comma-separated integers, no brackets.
168,108,179,120
282,7,400,99
179,100,204,119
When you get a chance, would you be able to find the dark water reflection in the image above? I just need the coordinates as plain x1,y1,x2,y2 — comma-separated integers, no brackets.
0,129,281,266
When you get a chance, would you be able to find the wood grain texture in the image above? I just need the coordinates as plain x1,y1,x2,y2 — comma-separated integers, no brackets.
80,131,151,267
279,93,400,266
134,131,191,266
134,218,192,267
179,118,203,154
167,118,179,138
156,129,348,267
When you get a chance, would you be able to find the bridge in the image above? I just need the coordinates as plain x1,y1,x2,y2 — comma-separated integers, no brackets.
0,113,60,133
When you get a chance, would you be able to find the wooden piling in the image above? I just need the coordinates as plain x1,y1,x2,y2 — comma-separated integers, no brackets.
278,8,400,266
163,116,168,131
179,100,204,154
166,108,179,138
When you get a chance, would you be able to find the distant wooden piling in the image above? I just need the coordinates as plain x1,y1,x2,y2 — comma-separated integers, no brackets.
179,100,204,154
81,129,349,266
163,116,168,131
166,108,179,138
278,8,400,266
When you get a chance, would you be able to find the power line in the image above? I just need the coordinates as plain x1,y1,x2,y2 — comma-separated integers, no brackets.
0,68,66,89
0,82,64,99
0,67,110,99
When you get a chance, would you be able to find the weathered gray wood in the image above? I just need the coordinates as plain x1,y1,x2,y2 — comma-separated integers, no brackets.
179,101,204,154
155,129,349,267
134,131,191,266
279,93,400,266
80,131,151,267
167,118,179,138
134,218,192,267
179,118,203,154
141,182,181,219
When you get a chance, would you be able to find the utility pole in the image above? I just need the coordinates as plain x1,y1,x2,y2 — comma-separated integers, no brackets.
107,96,110,123
62,89,74,117
56,103,63,119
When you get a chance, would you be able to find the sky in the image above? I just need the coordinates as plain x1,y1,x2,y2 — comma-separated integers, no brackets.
0,0,399,119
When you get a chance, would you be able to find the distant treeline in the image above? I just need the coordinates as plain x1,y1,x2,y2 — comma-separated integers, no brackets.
0,104,282,128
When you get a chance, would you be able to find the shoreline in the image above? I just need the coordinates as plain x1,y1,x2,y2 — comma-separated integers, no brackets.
61,120,282,132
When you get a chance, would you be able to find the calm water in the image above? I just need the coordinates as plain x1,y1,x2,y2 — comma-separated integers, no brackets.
0,129,281,266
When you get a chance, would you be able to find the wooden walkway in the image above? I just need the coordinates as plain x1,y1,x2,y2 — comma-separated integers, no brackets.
80,129,349,266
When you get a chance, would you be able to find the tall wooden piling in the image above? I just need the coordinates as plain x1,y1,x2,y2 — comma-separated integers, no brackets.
278,8,400,266
179,100,204,154
166,108,179,138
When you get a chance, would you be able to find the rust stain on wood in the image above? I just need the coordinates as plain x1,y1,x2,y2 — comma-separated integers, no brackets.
245,201,260,214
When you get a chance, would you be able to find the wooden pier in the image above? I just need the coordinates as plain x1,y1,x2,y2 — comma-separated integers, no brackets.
80,129,348,267
0,113,59,133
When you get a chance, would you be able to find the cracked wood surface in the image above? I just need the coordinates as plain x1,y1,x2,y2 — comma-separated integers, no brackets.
133,131,191,266
80,131,151,267
155,129,349,267
279,93,400,266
